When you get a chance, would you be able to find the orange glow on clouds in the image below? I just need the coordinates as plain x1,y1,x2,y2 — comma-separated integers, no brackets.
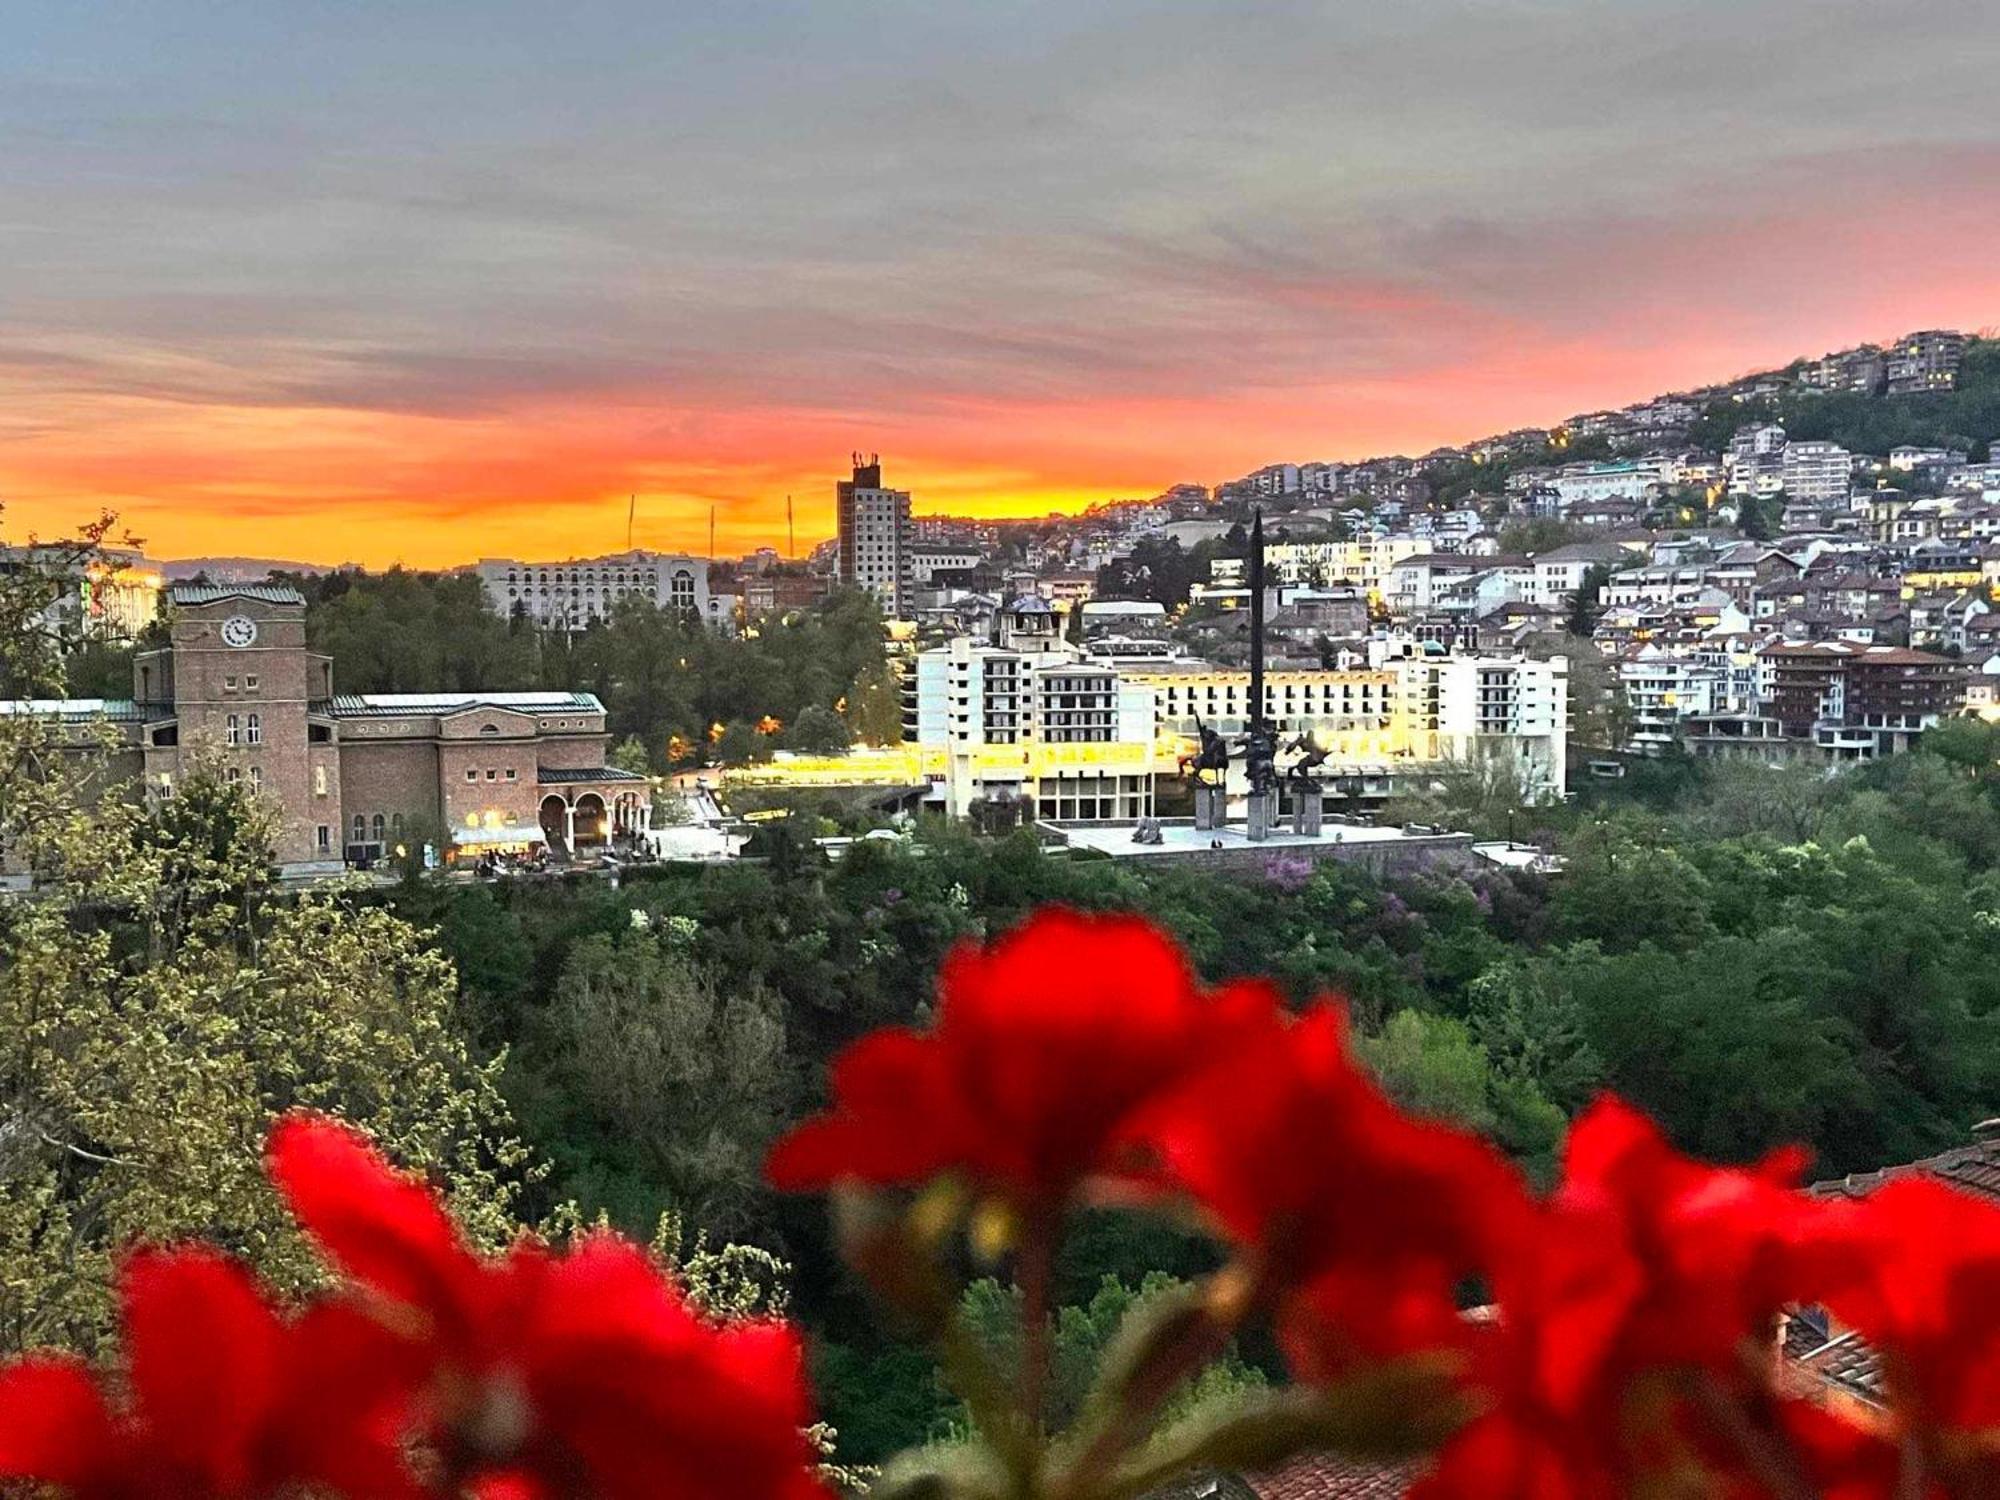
2,189,1995,569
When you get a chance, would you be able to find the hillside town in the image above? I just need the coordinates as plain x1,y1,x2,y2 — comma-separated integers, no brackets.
11,326,1999,875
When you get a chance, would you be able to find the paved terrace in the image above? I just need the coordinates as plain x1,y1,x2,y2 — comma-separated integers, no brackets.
1046,818,1479,875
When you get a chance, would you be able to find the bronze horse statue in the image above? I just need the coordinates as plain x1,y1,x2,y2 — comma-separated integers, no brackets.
1178,714,1232,787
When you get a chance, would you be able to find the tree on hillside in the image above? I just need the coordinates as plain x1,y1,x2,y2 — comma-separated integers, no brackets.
787,704,852,755
1565,562,1613,637
845,658,905,746
1497,518,1584,556
523,930,795,1236
610,734,654,776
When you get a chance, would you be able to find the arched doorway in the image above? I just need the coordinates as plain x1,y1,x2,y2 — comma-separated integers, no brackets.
573,792,607,847
539,794,570,854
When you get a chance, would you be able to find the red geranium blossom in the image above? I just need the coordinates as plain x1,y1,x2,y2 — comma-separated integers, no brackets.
1122,1003,1532,1294
267,1115,827,1500
0,1245,420,1499
1818,1175,2000,1435
766,908,1274,1209
1411,1098,1850,1497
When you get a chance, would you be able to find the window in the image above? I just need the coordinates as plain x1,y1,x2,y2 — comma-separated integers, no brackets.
225,676,237,692
480,723,498,735
486,768,497,780
245,675,259,692
371,813,385,843
352,815,366,843
316,825,331,852
313,764,328,796
249,766,263,791
465,769,477,782
158,772,173,800
505,768,517,781
225,714,240,746
246,713,261,746
391,813,404,839
225,767,241,785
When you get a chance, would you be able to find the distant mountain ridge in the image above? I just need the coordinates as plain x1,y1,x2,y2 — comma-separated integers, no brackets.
160,556,351,581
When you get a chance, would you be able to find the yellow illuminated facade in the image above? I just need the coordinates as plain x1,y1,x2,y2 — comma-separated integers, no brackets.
720,599,1570,821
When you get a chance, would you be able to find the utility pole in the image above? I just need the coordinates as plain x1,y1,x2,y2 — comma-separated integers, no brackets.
627,493,635,551
787,494,795,558
708,505,716,561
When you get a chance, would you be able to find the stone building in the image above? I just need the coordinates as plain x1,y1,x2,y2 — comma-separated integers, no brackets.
7,582,648,875
473,550,714,631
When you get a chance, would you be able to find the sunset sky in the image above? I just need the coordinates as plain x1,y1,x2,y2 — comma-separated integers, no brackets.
3,1,1997,568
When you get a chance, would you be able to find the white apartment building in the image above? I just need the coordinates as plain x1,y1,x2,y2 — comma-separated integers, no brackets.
1264,536,1430,595
475,551,713,631
1618,650,1724,754
1527,543,1640,607
911,600,1158,821
1126,651,1569,801
1384,555,1485,614
1891,445,1971,472
908,547,985,584
837,455,913,616
905,603,1573,818
1780,441,1853,506
1552,459,1671,510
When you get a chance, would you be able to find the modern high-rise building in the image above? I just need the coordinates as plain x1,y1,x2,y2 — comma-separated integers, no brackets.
836,454,912,617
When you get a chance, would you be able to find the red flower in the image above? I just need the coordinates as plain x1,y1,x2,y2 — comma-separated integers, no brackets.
1817,1175,2000,1434
1411,1099,1843,1498
0,1245,419,1499
766,908,1274,1208
268,1115,827,1500
1122,1003,1531,1295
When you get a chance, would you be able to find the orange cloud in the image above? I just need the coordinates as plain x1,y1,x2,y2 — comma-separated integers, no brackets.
3,163,1996,568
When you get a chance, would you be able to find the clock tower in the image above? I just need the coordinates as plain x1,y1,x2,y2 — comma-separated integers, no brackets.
134,583,341,868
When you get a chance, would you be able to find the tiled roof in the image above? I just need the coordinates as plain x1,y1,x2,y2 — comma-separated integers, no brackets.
0,697,147,722
1812,1133,2000,1206
1791,1331,1887,1406
1245,1453,1417,1500
1788,1132,2000,1410
326,691,604,718
168,582,306,606
538,766,649,784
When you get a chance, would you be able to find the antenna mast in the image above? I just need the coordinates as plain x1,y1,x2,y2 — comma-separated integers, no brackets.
627,493,635,551
787,494,795,558
708,505,716,560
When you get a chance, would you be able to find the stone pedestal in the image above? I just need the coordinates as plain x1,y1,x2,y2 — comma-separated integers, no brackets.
1193,784,1226,831
1246,789,1278,842
1292,786,1324,837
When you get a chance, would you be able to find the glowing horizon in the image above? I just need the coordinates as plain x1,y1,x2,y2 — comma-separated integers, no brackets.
4,3,1997,569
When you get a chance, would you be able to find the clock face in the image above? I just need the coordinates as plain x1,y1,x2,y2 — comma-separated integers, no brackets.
220,615,258,649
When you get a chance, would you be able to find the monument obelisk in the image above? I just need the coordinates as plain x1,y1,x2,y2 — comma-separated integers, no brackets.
1244,509,1279,840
